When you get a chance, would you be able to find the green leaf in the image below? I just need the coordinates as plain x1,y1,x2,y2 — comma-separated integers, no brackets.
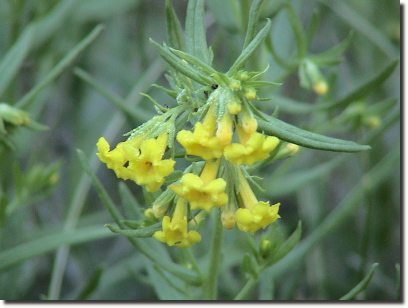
305,9,321,49
148,264,187,300
243,0,264,49
163,170,184,184
118,182,143,220
77,150,125,227
315,59,399,111
321,0,399,59
170,48,219,77
0,225,114,271
150,40,214,86
284,4,307,58
185,0,211,64
0,193,7,227
257,112,371,152
165,0,185,51
206,0,241,34
242,253,259,280
76,266,104,300
339,263,379,300
227,19,272,76
15,25,105,109
265,156,344,197
266,221,302,266
0,25,34,99
73,68,141,120
308,32,353,66
105,222,162,238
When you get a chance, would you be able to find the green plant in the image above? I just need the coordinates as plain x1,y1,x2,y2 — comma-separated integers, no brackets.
0,0,400,301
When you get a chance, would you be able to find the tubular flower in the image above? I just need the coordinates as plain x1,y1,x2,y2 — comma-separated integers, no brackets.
97,133,175,192
96,136,143,180
224,126,279,166
153,198,201,248
176,106,226,160
235,169,280,234
216,111,233,145
169,160,228,212
125,133,175,192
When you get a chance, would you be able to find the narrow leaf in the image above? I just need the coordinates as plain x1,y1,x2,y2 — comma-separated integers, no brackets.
0,225,114,271
185,0,210,64
165,0,185,51
308,32,354,66
150,39,214,85
227,19,272,76
118,182,143,220
243,0,264,49
316,59,399,111
257,112,371,152
77,149,125,227
339,263,379,300
76,266,104,300
266,221,302,266
242,253,259,280
0,25,34,99
105,222,162,238
16,25,105,109
170,48,218,76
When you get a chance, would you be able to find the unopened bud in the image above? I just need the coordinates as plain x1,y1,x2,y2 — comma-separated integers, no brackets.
221,209,236,229
313,80,328,95
227,101,241,114
229,80,241,91
244,87,257,100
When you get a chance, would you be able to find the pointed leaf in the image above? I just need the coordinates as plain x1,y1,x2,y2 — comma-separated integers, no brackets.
118,182,143,220
150,40,214,85
308,32,353,66
16,25,105,109
105,222,162,238
339,263,379,300
76,266,104,300
257,112,371,152
242,253,259,280
266,221,302,266
315,59,399,111
0,25,34,99
227,19,272,76
185,0,211,64
243,0,264,49
165,0,185,51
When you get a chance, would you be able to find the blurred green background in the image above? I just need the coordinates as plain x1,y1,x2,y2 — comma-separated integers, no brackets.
0,0,400,300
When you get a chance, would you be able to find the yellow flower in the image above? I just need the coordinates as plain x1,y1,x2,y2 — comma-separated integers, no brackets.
216,112,233,145
96,137,140,180
221,203,236,229
224,126,279,166
97,133,175,192
177,106,226,160
153,198,201,248
235,169,280,234
169,160,228,212
235,202,280,234
126,133,175,192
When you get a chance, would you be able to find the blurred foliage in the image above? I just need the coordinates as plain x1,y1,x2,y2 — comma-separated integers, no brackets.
0,0,400,301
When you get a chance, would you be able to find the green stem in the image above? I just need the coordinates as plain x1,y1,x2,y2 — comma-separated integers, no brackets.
202,209,224,300
234,277,257,300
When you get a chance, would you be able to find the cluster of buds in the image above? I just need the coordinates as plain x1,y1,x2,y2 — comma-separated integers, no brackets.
97,71,297,248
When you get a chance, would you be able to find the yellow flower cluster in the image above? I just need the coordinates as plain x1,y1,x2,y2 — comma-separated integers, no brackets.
97,133,175,192
97,81,288,248
177,100,279,167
